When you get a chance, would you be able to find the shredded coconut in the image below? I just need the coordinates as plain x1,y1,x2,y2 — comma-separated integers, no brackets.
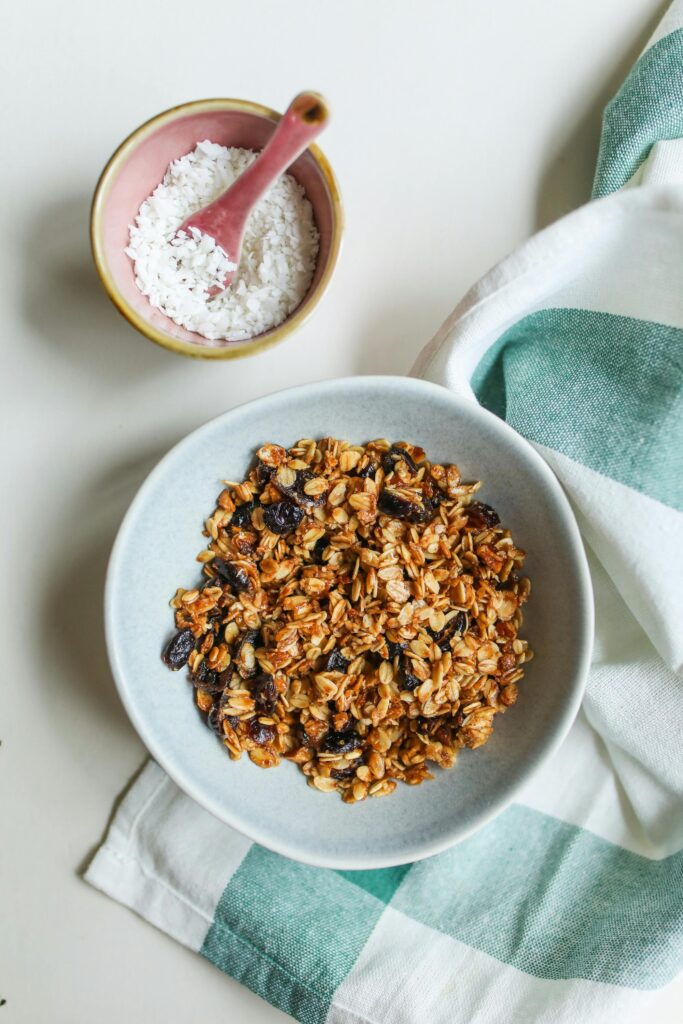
126,141,319,343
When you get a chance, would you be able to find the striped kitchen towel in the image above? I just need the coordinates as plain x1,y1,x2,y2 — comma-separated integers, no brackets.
85,5,683,1023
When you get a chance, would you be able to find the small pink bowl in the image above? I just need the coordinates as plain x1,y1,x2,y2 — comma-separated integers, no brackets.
90,98,343,360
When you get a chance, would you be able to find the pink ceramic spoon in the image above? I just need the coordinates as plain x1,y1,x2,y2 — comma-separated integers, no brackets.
179,91,329,293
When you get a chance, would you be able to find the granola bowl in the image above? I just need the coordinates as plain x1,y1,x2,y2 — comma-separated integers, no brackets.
105,376,593,868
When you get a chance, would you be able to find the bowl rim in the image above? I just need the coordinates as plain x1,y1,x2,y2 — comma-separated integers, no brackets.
90,97,344,360
105,375,594,868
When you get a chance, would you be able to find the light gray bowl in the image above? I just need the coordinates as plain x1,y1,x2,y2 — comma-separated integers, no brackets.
105,376,593,869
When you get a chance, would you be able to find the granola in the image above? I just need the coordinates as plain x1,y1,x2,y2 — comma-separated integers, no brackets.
162,438,532,802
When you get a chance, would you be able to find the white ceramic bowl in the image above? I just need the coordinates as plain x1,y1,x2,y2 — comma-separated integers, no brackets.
105,376,593,868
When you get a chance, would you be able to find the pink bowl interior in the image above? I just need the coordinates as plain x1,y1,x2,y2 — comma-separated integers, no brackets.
98,107,336,348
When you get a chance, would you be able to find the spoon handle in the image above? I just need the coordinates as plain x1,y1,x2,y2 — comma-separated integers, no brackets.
185,92,329,243
229,92,330,206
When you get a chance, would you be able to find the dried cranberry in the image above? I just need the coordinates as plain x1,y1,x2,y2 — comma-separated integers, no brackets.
428,611,466,652
382,444,418,475
232,500,257,528
250,673,278,714
212,558,251,593
321,727,361,754
468,501,500,529
263,499,304,535
249,718,276,746
324,649,349,673
162,628,195,670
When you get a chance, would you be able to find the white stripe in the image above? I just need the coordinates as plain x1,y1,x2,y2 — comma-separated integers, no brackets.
533,445,683,674
626,139,683,189
85,760,252,951
642,0,683,53
516,711,664,859
326,906,669,1024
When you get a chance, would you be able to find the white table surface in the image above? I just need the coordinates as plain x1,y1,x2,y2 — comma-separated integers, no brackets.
2,1,681,1020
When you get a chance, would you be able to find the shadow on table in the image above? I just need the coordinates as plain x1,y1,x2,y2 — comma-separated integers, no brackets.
40,444,173,754
535,0,670,229
350,296,449,377
20,193,172,384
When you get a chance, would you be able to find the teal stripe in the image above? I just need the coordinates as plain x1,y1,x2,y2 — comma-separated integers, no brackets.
392,805,683,988
337,864,411,903
472,307,683,511
593,28,683,196
200,846,405,1024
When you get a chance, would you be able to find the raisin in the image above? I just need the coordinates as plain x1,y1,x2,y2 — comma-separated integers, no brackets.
400,656,422,691
365,650,383,667
208,701,231,736
311,536,328,564
250,673,278,714
249,718,276,746
468,501,500,529
381,444,418,475
387,639,407,659
330,765,357,780
294,470,327,508
324,649,349,673
232,500,257,528
193,665,224,694
255,462,274,486
321,727,361,754
425,486,442,513
357,459,378,479
263,499,304,535
212,558,251,593
274,468,326,508
162,628,195,670
428,611,466,652
377,488,431,523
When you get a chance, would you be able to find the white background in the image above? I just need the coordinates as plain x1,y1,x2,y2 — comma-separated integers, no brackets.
1,0,680,1021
